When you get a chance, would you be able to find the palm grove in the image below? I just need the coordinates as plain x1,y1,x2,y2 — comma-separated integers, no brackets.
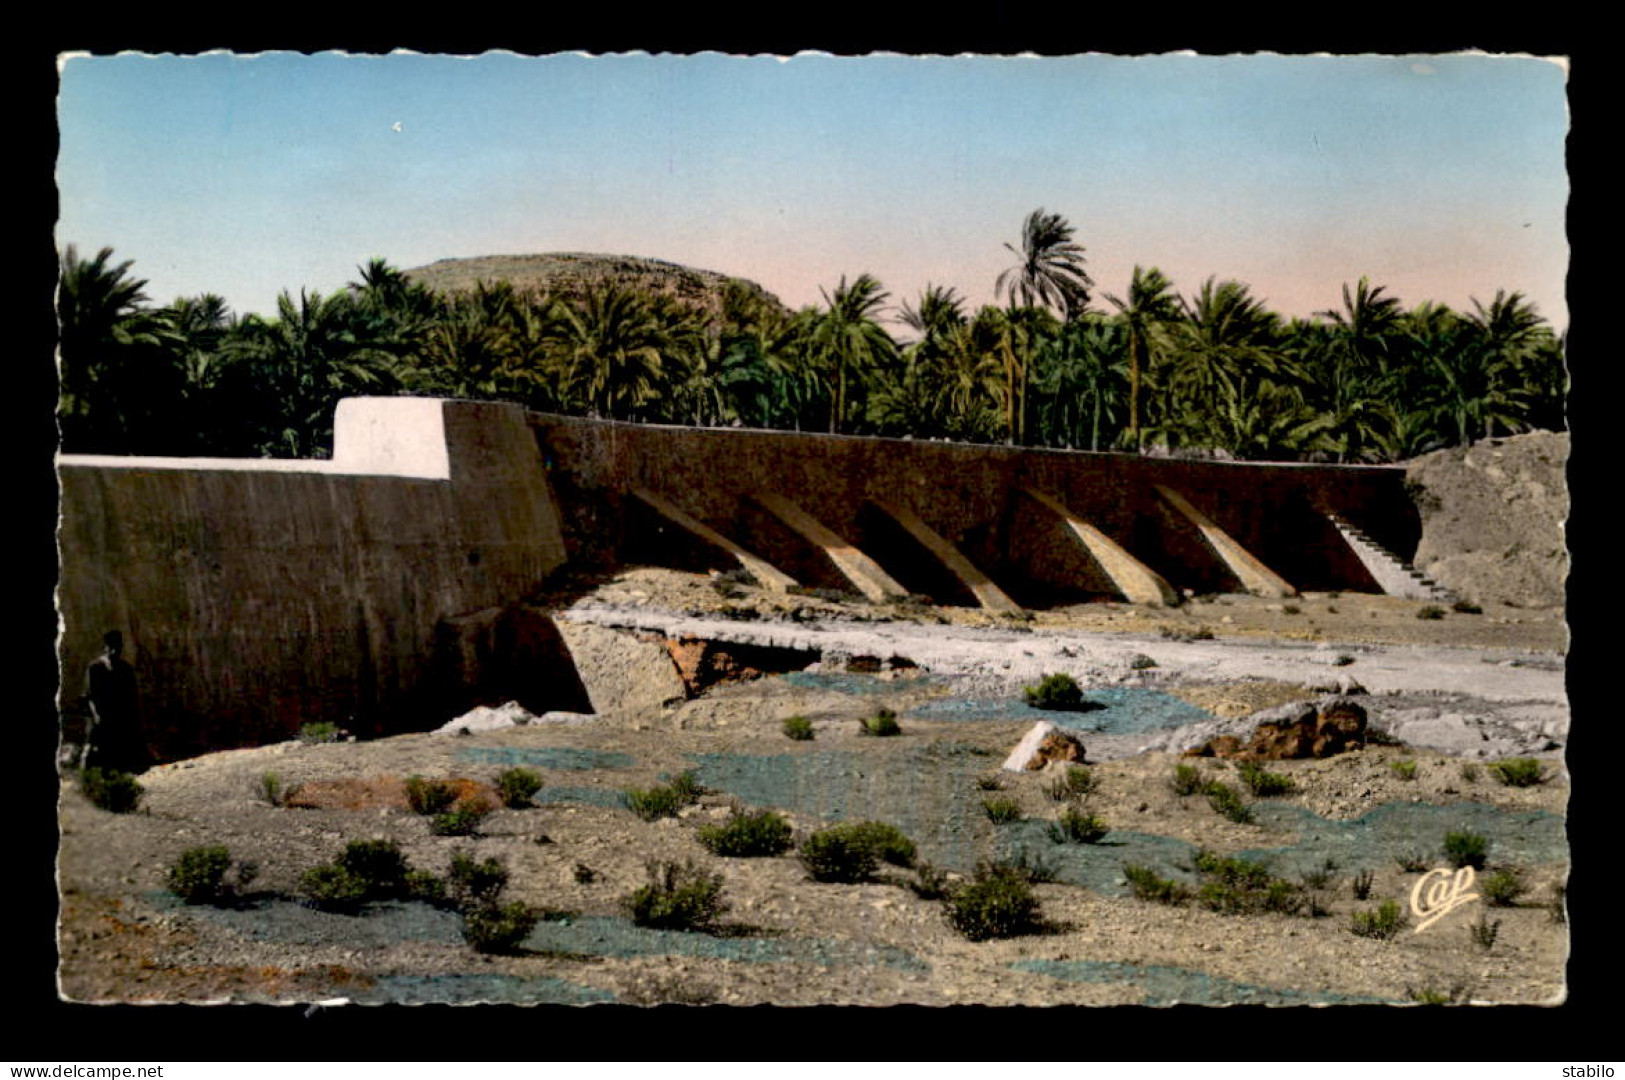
57,210,1565,463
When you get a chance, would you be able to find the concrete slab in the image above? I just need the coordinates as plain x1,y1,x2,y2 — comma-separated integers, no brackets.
868,498,1023,613
1154,485,1297,599
630,488,798,592
751,493,909,603
1021,489,1179,607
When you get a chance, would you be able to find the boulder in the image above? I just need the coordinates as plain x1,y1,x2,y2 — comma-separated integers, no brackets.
1186,698,1367,760
1002,721,1088,772
434,700,537,735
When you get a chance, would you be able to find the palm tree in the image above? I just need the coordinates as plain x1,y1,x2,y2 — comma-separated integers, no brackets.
995,208,1094,321
1105,266,1181,451
810,274,897,435
545,285,675,421
1031,318,1127,451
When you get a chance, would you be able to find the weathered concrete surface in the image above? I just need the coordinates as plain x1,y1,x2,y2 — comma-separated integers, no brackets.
551,619,688,716
1154,485,1297,599
629,488,797,591
1021,488,1178,607
530,414,1407,602
1407,432,1569,608
868,498,1022,613
1323,512,1452,601
751,492,908,603
57,399,568,760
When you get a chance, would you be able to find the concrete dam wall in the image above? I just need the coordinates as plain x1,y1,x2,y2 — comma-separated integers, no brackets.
57,399,568,760
57,397,1422,762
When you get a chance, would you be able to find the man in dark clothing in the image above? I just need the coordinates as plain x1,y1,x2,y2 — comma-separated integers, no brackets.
83,630,144,772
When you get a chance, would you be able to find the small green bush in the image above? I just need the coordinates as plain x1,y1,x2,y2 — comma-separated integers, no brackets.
1023,673,1084,711
430,805,491,837
299,865,371,913
1488,757,1546,787
668,770,706,802
1416,605,1446,620
405,775,459,816
859,709,901,737
1390,759,1418,781
782,715,815,741
943,862,1043,941
907,861,952,900
1444,831,1489,870
257,772,285,807
1047,805,1109,844
1171,764,1205,797
623,861,728,932
1480,866,1525,907
1006,847,1059,884
297,721,342,744
800,826,879,883
1451,599,1483,615
624,771,705,822
1204,781,1255,825
1045,765,1099,801
462,902,539,954
405,869,446,904
168,846,234,905
1350,899,1405,940
80,767,144,814
848,821,917,867
981,796,1023,824
1237,760,1296,797
447,851,509,908
1351,868,1375,900
1124,864,1190,906
338,839,410,896
1395,851,1430,873
697,808,794,858
495,768,543,809
1460,763,1481,783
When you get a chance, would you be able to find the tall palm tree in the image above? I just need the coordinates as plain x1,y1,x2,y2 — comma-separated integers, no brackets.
1105,266,1181,451
545,285,675,421
810,274,896,435
1031,318,1127,451
995,208,1094,321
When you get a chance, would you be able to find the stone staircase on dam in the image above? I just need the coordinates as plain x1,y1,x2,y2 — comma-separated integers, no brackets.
1323,511,1455,602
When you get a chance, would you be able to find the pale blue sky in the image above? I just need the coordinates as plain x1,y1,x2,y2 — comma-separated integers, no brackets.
56,50,1570,331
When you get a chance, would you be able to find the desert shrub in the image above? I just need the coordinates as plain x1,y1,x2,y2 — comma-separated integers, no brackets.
859,709,901,737
1395,851,1431,873
257,772,285,807
404,775,459,816
338,839,409,895
1204,781,1255,825
623,861,728,932
800,826,880,883
1488,757,1546,788
1451,599,1483,614
1282,604,1301,615
782,715,815,742
1237,760,1295,797
430,805,491,837
1047,806,1108,844
80,768,143,814
1416,605,1446,620
299,864,371,913
1470,913,1500,951
1189,851,1303,916
697,808,794,858
1389,759,1418,781
1350,900,1405,940
168,846,234,905
1023,673,1084,711
1444,831,1489,870
1460,763,1481,783
1159,625,1215,642
1124,864,1191,906
624,771,705,822
447,851,510,908
848,822,917,867
495,768,543,809
1300,864,1334,890
1171,764,1205,797
405,869,446,904
1480,866,1526,907
981,796,1023,824
1351,868,1375,900
462,902,539,954
907,861,952,900
1045,765,1098,801
975,775,1004,791
943,862,1043,941
297,721,342,744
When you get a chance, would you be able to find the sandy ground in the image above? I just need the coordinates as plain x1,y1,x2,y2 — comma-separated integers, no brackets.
56,568,1569,1008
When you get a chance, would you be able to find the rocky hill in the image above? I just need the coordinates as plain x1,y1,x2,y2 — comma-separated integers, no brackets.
1406,430,1569,609
404,253,791,323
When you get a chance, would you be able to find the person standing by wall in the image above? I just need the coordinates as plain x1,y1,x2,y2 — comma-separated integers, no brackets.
82,630,145,772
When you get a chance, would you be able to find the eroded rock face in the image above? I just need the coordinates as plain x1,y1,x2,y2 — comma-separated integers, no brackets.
1407,431,1568,608
1187,698,1367,760
662,637,764,697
